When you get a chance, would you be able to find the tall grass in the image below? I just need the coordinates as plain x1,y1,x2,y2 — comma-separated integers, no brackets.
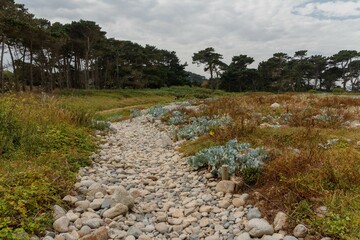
0,94,95,239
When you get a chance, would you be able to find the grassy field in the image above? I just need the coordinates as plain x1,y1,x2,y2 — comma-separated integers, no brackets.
175,93,360,240
1,89,359,239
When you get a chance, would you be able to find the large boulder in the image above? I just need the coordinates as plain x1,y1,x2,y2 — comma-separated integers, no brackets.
215,180,235,193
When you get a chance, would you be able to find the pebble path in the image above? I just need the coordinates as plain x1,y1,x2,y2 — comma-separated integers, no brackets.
47,115,317,240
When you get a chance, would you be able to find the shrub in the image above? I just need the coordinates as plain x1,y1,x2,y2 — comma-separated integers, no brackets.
168,111,185,124
188,139,268,183
177,115,231,140
148,104,169,118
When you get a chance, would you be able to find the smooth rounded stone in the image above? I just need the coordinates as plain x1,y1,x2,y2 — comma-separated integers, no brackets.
271,233,285,240
143,225,155,233
82,212,101,220
74,218,83,229
101,199,112,209
125,235,136,240
262,235,280,240
43,237,54,240
82,218,103,229
75,200,90,210
53,205,66,220
87,183,107,197
216,180,235,193
138,235,152,240
315,206,328,217
80,226,108,240
273,211,287,231
155,222,169,234
232,198,246,207
95,192,105,199
103,203,128,218
247,208,262,220
110,186,135,209
199,218,210,227
283,236,298,240
321,238,331,240
199,206,212,213
172,209,184,218
66,211,79,222
218,200,231,209
89,198,104,210
234,232,251,240
245,218,274,238
127,226,142,238
53,216,70,233
201,194,213,202
293,224,308,238
78,225,92,237
168,218,183,225
63,195,78,204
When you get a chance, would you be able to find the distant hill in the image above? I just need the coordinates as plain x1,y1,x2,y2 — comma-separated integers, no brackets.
186,71,207,86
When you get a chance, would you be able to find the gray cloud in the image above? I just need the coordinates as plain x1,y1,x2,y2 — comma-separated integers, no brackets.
19,0,360,76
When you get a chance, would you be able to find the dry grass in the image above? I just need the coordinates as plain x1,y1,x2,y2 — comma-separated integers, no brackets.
180,93,360,239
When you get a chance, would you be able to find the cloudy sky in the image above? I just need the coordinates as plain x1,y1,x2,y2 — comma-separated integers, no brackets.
19,0,360,76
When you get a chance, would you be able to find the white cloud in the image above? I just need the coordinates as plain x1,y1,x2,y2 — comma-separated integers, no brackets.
19,0,360,76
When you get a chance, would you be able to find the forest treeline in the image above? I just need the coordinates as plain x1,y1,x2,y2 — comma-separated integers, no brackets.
1,0,359,93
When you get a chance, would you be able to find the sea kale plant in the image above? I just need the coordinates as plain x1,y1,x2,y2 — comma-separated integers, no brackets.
168,111,185,124
148,104,169,118
177,115,231,140
188,139,268,183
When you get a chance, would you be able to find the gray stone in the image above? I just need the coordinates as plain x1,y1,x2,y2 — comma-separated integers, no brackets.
53,216,69,233
216,180,235,193
89,198,104,210
82,218,103,229
110,186,135,209
53,205,66,221
293,224,307,238
245,218,274,238
270,103,281,108
127,226,142,238
78,226,92,237
283,236,298,240
125,236,136,240
103,203,128,218
247,208,262,220
87,183,107,198
62,195,78,204
218,200,231,208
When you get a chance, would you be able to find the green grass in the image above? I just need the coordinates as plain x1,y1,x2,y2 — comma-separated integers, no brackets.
0,94,95,239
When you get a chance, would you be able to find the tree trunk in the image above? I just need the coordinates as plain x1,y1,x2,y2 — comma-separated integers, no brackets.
8,44,19,91
0,35,5,93
29,41,33,91
21,47,27,92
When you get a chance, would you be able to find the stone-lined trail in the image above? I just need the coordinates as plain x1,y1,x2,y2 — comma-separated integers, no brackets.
48,115,310,240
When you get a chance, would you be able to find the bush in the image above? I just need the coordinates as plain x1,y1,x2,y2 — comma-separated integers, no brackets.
188,139,268,183
177,115,231,140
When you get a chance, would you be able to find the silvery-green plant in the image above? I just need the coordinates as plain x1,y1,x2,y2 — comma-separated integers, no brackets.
148,105,169,118
168,111,184,124
177,115,231,140
188,139,268,181
130,109,142,118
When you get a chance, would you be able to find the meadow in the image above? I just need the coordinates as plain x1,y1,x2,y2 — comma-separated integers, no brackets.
0,88,359,239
